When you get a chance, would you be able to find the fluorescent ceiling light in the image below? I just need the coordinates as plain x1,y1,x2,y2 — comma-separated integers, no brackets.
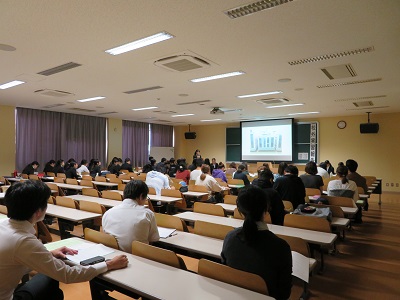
132,106,158,111
77,96,105,103
171,114,194,117
266,103,304,109
200,119,222,122
288,112,319,116
105,32,174,55
191,71,245,83
0,80,25,89
237,91,282,98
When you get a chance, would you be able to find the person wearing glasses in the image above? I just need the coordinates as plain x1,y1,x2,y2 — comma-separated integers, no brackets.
102,180,160,253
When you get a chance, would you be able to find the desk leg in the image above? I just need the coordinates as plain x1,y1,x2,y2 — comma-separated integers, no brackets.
166,203,176,215
90,277,141,300
57,218,74,240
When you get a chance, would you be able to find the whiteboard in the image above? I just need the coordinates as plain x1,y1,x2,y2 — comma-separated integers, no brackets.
150,147,174,162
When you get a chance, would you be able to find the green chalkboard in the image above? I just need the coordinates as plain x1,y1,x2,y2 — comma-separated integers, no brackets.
226,128,241,162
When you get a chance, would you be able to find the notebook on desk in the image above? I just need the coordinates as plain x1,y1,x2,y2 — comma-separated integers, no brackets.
158,227,176,239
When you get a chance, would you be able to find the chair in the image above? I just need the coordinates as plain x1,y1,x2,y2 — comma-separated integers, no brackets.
55,196,80,209
0,205,7,214
305,188,321,202
54,177,65,183
161,189,185,210
46,172,56,177
80,180,94,187
81,175,93,181
194,202,226,217
118,174,131,180
1,186,10,193
364,176,377,187
108,177,122,184
154,213,188,232
282,200,294,212
28,174,39,180
131,241,187,270
148,187,157,195
65,178,79,185
82,188,101,198
214,177,223,182
48,196,55,204
198,259,268,295
84,228,119,249
21,174,29,179
81,171,90,176
105,173,117,179
79,200,106,228
284,214,331,233
36,221,52,244
137,173,147,181
227,178,244,185
223,194,237,205
45,182,59,196
319,195,357,208
118,183,126,191
119,169,129,174
187,185,209,202
94,176,107,182
189,179,196,185
0,176,10,185
194,220,234,240
101,190,123,201
233,208,244,219
56,173,66,179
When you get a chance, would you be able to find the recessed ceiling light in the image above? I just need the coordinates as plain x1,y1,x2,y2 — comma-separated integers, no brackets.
267,103,304,108
0,80,25,89
200,119,222,122
237,91,282,98
171,114,194,117
288,112,319,116
190,71,245,83
132,106,158,111
105,32,174,55
294,88,304,91
278,78,291,83
77,96,105,103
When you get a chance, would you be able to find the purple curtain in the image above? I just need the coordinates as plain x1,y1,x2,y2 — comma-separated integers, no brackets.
122,120,149,168
150,124,173,147
16,108,106,172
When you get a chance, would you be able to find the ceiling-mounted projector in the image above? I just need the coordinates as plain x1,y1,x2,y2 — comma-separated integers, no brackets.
210,107,224,115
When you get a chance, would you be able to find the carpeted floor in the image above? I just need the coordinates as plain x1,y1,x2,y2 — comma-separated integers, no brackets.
57,192,400,299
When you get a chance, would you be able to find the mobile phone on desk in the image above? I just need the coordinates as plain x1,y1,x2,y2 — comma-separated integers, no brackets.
80,256,105,266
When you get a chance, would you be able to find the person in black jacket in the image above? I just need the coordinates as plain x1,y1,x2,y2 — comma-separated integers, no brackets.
120,158,133,173
65,162,79,179
22,161,39,175
273,165,306,209
53,160,65,176
89,159,101,178
233,164,250,186
43,160,55,175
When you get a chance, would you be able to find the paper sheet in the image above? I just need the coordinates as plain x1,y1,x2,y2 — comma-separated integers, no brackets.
65,244,115,264
158,227,177,239
291,251,310,283
44,238,88,252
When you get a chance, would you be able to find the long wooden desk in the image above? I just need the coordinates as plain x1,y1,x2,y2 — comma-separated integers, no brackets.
110,190,182,204
45,238,273,300
91,181,119,188
54,182,90,191
64,195,122,208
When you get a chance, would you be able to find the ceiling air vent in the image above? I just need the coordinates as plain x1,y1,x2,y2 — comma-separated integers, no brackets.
256,98,290,105
176,100,212,105
154,55,210,72
34,89,75,97
317,78,381,88
69,108,96,112
353,101,374,107
124,86,163,94
42,103,65,109
334,95,386,102
37,62,81,76
97,111,118,116
153,110,177,115
321,64,357,80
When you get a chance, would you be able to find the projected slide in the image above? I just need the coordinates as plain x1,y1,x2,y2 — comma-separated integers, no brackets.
241,119,293,161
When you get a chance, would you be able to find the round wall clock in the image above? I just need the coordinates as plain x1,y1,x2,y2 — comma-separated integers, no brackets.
337,120,346,129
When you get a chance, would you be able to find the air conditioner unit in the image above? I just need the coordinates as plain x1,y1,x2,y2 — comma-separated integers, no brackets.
34,89,74,97
154,55,211,72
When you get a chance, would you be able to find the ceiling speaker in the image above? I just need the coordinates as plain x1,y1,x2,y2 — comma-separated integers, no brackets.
360,123,379,134
184,132,196,139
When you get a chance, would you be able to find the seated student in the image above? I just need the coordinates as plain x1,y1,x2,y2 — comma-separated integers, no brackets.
233,164,250,186
155,158,167,174
65,162,79,179
225,162,237,176
53,159,65,176
193,149,201,160
273,162,287,181
109,158,122,175
221,185,292,300
273,165,306,209
76,159,90,175
168,158,178,177
22,161,40,176
195,165,229,202
210,158,218,173
107,157,118,172
143,164,171,195
190,159,203,181
255,169,286,226
89,159,102,178
64,158,76,173
327,165,359,201
175,163,190,184
0,180,128,300
43,160,56,175
346,159,369,209
300,161,324,192
102,180,160,253
212,163,227,183
120,158,134,173
317,162,330,179
325,160,335,175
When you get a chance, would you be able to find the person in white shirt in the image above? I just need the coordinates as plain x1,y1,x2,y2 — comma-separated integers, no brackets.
327,165,359,202
76,159,90,175
102,180,160,253
0,180,127,300
142,164,171,195
317,162,330,179
195,165,229,202
190,159,203,181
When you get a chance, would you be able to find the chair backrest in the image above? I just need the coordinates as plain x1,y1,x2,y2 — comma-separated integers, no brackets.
28,174,39,180
109,177,122,184
198,259,268,295
54,177,65,183
118,174,131,180
328,189,355,199
81,171,90,176
214,177,223,182
46,172,56,177
95,176,107,182
227,178,244,185
79,200,105,214
284,213,331,233
154,213,188,232
55,196,80,209
81,175,93,181
0,205,8,214
322,177,333,189
282,200,294,212
189,179,196,186
224,194,237,205
45,182,59,195
118,183,126,191
101,190,123,201
357,186,364,195
119,169,129,174
319,195,356,207
84,228,119,249
363,176,377,187
148,187,156,195
131,241,186,270
276,234,310,257
80,180,94,187
21,174,29,179
36,221,52,243
56,173,66,178
194,220,234,240
82,188,101,198
233,207,244,219
137,173,147,181
65,178,79,185
305,188,321,197
106,173,117,179
311,204,345,218
192,185,209,193
194,202,225,217
161,188,182,198
48,196,55,204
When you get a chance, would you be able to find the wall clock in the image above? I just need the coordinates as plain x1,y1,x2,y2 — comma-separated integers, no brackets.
337,120,346,129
